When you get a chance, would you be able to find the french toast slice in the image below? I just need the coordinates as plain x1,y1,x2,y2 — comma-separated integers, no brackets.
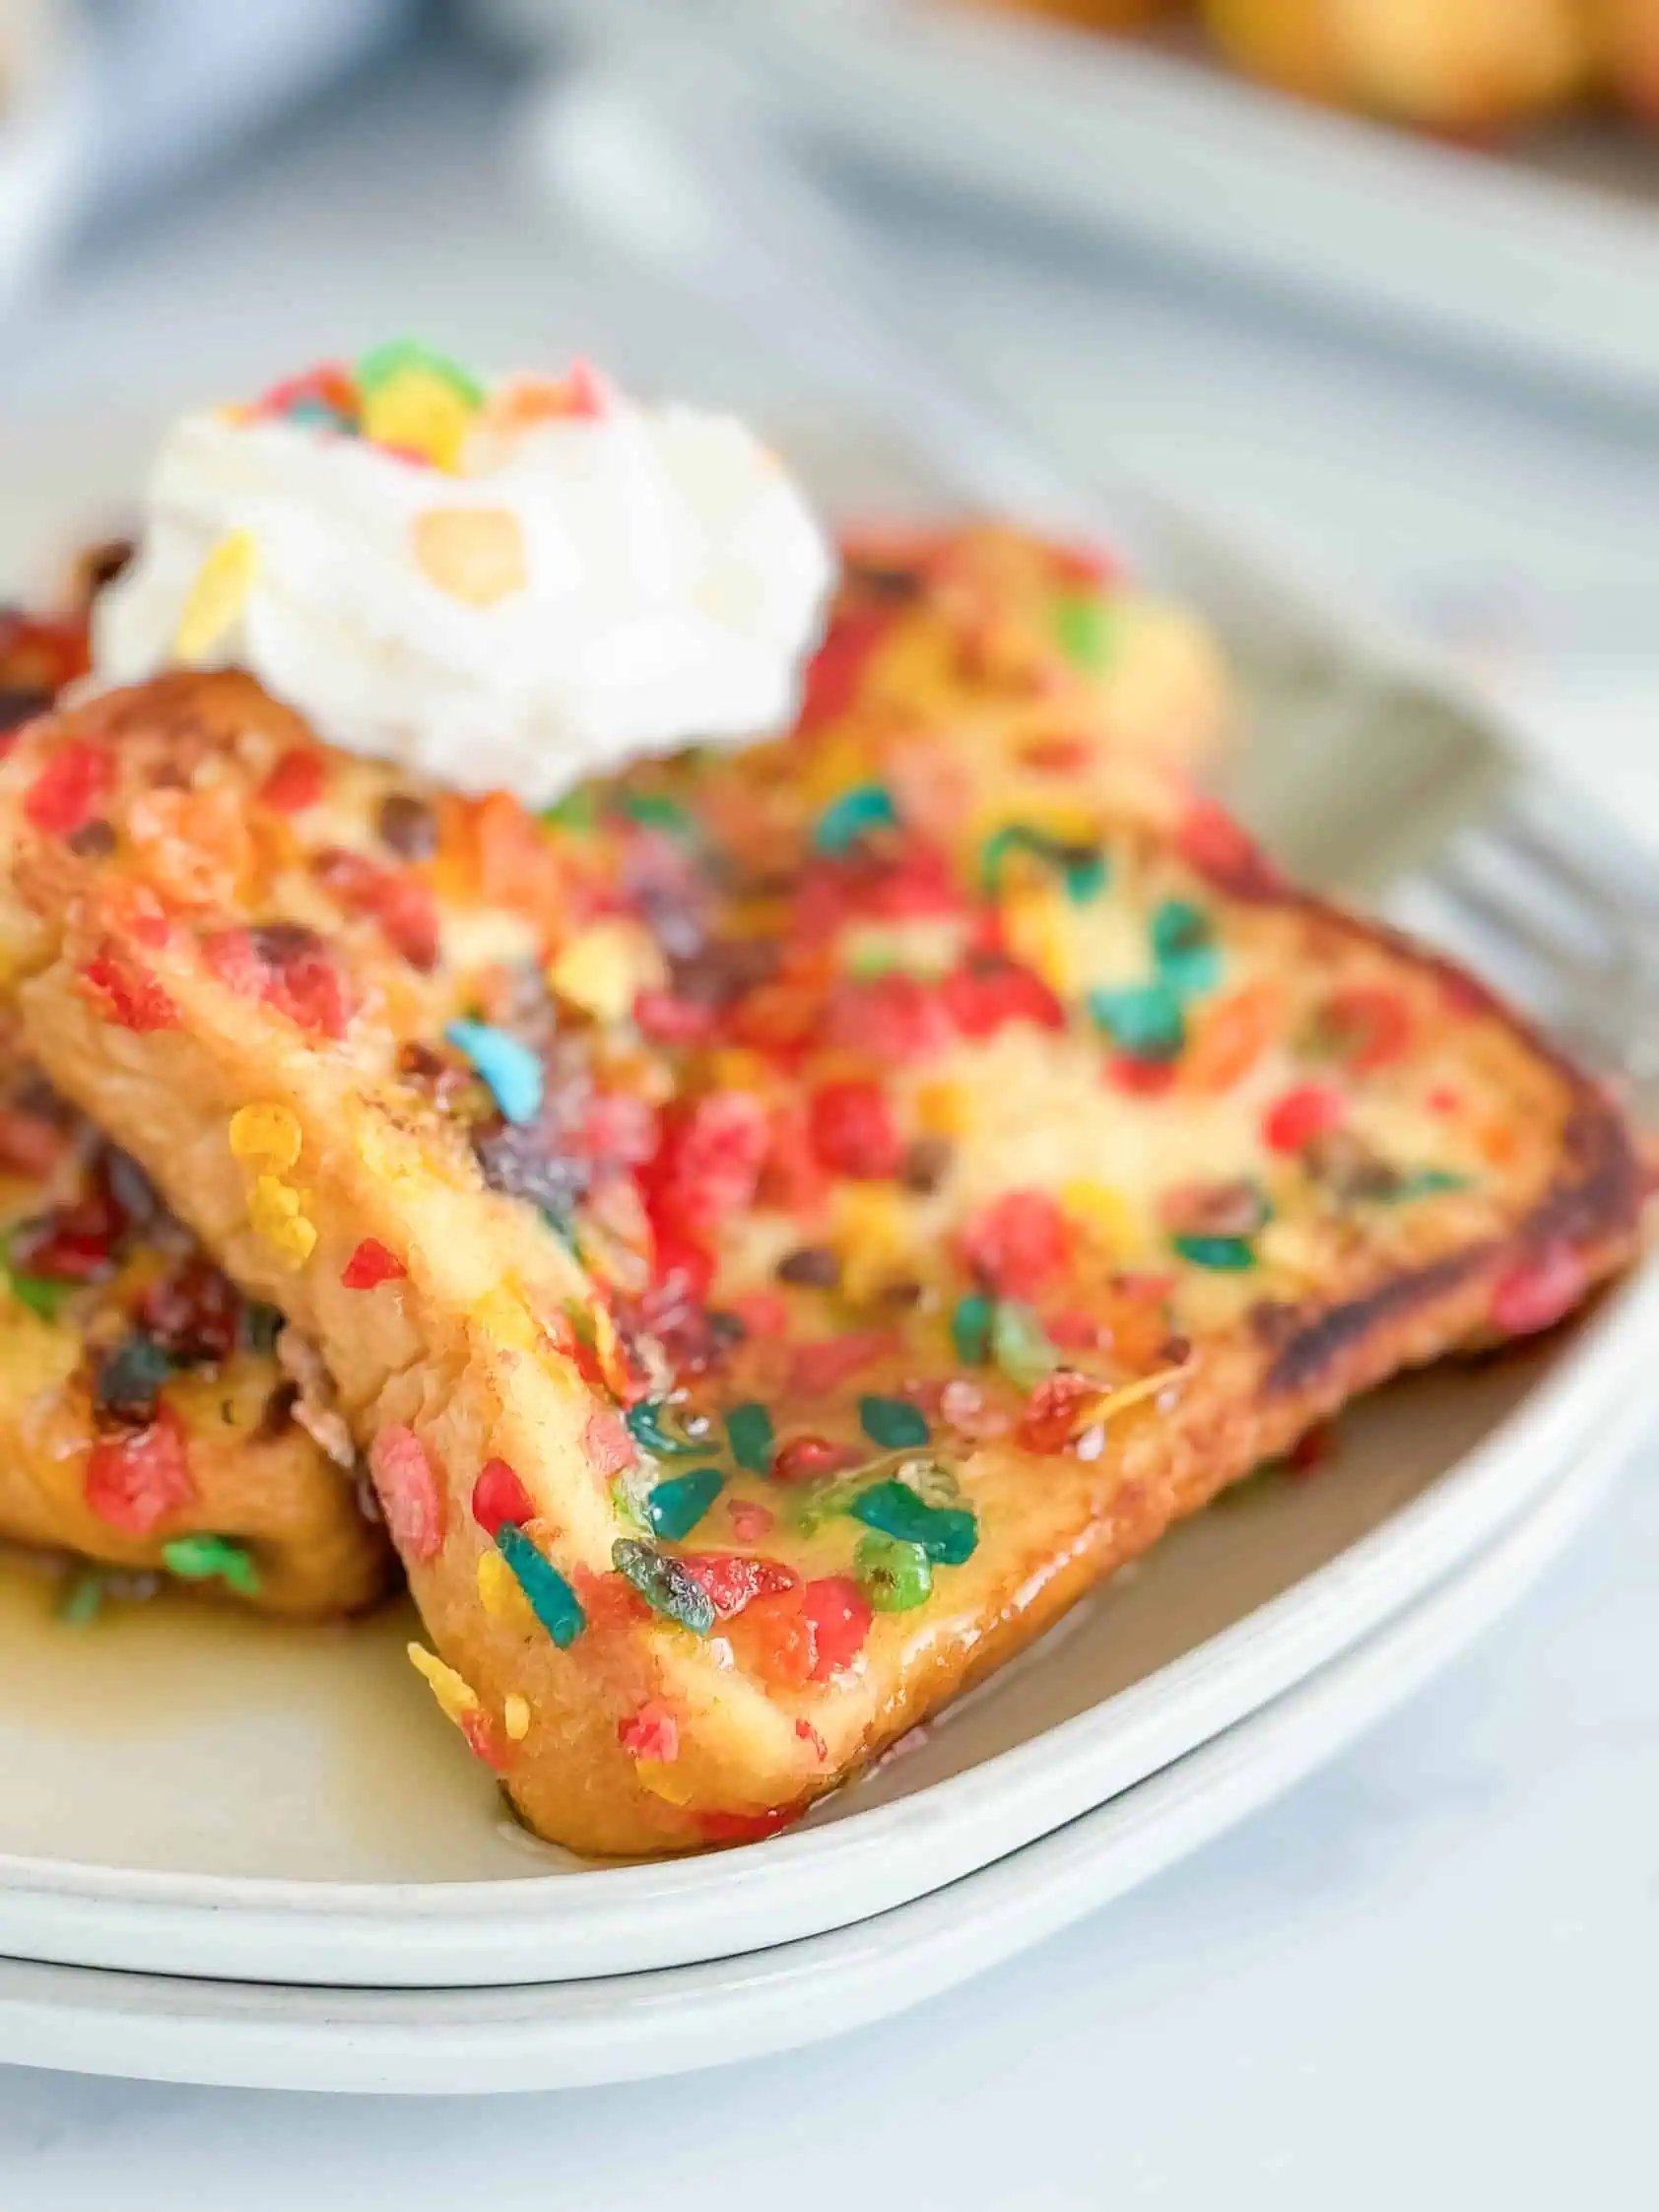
0,537,1633,1853
0,611,389,1618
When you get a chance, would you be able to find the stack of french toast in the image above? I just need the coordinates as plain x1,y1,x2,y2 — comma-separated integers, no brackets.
0,497,1636,1856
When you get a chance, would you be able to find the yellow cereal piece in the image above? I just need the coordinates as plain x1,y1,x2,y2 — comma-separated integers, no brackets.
547,918,665,1024
408,1640,479,1728
634,1760,696,1805
833,1184,912,1306
228,1101,302,1173
590,1298,633,1399
473,1285,537,1352
1062,1178,1136,1258
914,1079,971,1138
503,1693,532,1742
247,1174,317,1267
174,530,258,666
362,367,475,471
477,1549,538,1635
1001,877,1078,996
411,506,528,606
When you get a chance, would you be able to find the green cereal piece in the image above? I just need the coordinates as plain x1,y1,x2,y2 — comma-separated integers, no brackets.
645,1467,725,1542
611,1537,715,1635
814,783,898,855
498,1524,586,1646
1088,980,1186,1063
951,1292,995,1367
1171,1234,1257,1272
626,1399,711,1458
991,1301,1060,1388
161,1535,262,1597
619,790,694,837
1052,591,1117,673
850,1480,978,1566
855,1531,933,1613
356,337,483,404
1150,899,1222,997
539,784,598,833
56,1566,105,1626
858,1394,930,1449
726,1402,776,1477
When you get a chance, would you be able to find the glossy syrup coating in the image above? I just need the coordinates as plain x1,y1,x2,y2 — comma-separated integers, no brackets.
0,528,1634,1852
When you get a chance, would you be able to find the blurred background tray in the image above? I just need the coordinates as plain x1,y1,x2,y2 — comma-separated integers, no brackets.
499,0,1659,416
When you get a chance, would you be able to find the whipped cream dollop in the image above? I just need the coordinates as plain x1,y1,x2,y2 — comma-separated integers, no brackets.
94,356,837,806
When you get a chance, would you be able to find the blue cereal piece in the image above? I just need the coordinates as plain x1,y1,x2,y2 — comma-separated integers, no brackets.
445,1019,544,1126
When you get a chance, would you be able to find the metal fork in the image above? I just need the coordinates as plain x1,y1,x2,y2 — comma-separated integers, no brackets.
534,44,1659,1120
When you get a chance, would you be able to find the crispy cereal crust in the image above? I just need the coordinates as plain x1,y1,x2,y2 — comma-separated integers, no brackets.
0,533,1634,1854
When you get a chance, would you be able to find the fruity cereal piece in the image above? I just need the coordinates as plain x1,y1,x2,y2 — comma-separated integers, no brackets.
0,527,1635,1855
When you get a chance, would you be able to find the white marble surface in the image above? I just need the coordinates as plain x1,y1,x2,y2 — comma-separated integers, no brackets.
1,32,1657,2205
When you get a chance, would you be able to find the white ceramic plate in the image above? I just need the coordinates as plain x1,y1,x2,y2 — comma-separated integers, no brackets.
0,1263,1651,1990
0,1377,1641,2096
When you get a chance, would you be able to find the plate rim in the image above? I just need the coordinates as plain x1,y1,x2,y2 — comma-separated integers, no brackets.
0,1259,1652,1989
0,1380,1637,2095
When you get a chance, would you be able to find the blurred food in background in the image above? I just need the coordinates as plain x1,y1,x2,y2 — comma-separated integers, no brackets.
971,0,1659,136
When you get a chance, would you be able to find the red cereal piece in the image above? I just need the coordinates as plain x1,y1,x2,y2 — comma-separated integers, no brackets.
823,972,952,1063
1175,797,1282,896
807,1079,902,1179
796,605,890,734
1263,1082,1345,1154
314,848,440,972
632,989,718,1046
1104,1056,1177,1098
619,1701,680,1762
368,1424,446,1562
726,1497,775,1541
759,1104,830,1215
341,1237,406,1290
1491,1244,1586,1338
84,1404,195,1535
471,1457,536,1536
959,1189,1073,1299
78,946,179,1033
571,1562,652,1634
204,926,351,1039
583,1408,636,1478
1016,1370,1100,1453
941,958,1065,1040
771,1435,867,1484
799,1575,873,1678
459,1706,512,1774
24,740,112,838
1317,986,1412,1073
1018,734,1093,773
789,1329,900,1397
575,1090,657,1168
259,747,327,813
676,1551,800,1620
650,1092,770,1229
730,1587,816,1688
